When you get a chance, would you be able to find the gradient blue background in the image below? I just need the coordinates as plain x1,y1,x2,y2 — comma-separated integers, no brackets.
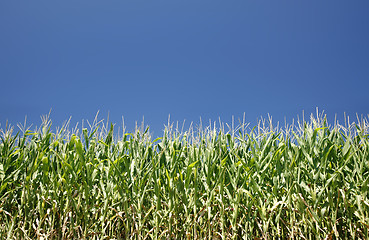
1,0,368,136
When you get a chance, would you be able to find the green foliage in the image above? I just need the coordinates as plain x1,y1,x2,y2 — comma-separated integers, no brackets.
0,113,368,239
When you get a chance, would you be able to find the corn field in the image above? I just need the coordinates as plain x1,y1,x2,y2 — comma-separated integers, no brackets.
1,112,369,239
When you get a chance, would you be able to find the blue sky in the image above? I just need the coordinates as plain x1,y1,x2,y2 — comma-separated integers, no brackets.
1,0,368,136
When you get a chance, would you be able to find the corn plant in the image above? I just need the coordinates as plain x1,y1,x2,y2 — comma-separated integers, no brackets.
0,112,368,239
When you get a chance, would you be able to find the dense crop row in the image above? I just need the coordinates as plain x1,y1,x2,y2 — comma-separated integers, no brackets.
0,114,369,239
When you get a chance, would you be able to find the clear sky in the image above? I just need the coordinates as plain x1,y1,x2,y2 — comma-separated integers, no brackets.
1,0,368,136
